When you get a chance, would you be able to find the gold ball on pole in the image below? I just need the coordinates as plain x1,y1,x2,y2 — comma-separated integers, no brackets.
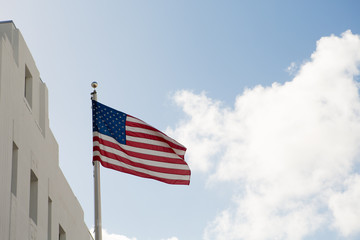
91,81,98,89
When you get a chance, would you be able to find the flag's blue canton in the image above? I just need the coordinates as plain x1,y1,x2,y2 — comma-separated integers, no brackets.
92,100,127,144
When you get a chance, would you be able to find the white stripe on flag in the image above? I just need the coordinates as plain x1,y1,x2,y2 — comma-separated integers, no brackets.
93,138,189,170
126,117,186,148
94,132,183,159
126,135,186,156
93,151,190,181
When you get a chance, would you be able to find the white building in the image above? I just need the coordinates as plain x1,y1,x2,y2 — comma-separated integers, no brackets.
0,21,92,240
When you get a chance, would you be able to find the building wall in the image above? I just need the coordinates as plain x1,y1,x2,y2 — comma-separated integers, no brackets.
0,21,92,240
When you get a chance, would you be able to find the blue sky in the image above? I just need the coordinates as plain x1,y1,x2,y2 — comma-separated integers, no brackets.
2,1,360,240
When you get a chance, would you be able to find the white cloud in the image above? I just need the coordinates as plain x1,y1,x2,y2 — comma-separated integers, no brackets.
161,237,179,240
286,62,297,75
89,228,179,240
329,175,360,237
90,229,137,240
169,91,227,172
167,30,360,240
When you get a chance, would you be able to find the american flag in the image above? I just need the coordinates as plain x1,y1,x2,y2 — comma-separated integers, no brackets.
92,100,191,185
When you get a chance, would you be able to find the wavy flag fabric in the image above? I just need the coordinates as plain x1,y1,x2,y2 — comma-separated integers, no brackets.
92,100,191,185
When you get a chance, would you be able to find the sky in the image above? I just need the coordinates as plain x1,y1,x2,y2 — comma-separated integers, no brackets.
2,1,360,240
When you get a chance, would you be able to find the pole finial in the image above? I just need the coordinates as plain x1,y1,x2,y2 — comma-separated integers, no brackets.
91,81,98,89
91,82,98,101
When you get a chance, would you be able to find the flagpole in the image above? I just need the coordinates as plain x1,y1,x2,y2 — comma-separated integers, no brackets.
91,81,102,240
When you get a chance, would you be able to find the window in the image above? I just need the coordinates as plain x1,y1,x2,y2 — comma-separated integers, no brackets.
11,142,18,196
39,80,46,135
29,170,38,224
48,198,52,240
25,65,33,108
59,225,66,240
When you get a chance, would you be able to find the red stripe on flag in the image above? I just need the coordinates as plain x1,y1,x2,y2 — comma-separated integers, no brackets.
126,120,159,132
125,131,186,153
94,136,186,165
93,146,191,175
126,140,177,154
93,156,190,185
